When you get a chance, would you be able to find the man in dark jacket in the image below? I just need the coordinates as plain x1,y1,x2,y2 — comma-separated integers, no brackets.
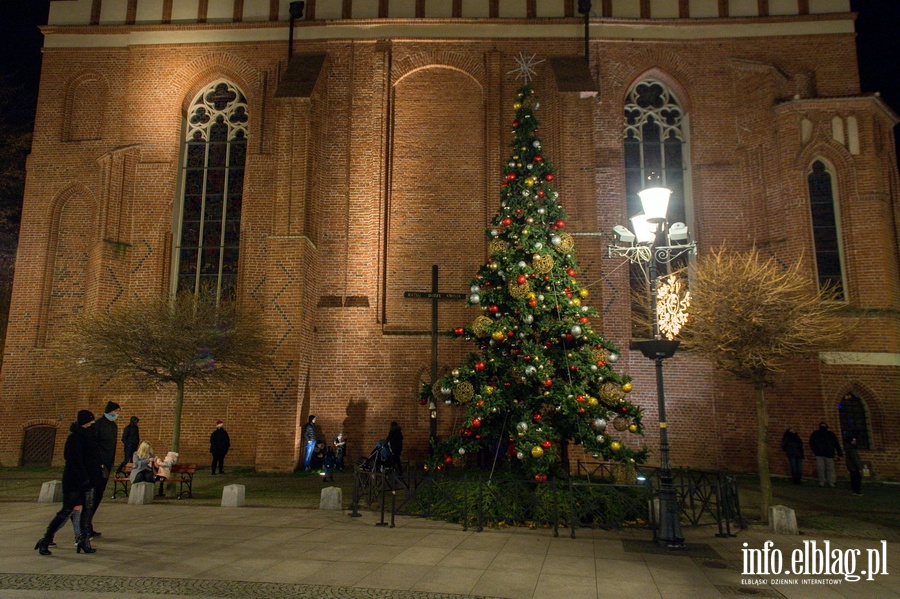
209,419,231,475
809,421,843,488
117,416,140,474
90,400,120,535
34,410,104,555
303,415,317,470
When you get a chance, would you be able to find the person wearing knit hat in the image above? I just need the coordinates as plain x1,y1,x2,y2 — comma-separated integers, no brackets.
209,420,231,475
89,401,121,536
34,409,103,556
116,415,141,475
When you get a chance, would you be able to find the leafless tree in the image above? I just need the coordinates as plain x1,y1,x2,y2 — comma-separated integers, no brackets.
58,293,269,452
683,247,853,521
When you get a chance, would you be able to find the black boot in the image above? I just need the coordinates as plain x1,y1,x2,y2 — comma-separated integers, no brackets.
76,534,96,554
34,538,53,556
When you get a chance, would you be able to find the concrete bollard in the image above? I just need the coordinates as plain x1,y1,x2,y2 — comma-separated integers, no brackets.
128,482,155,505
222,484,245,507
38,480,63,503
319,486,342,510
769,505,798,535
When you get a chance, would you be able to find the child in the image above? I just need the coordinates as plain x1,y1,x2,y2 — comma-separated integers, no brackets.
322,446,337,482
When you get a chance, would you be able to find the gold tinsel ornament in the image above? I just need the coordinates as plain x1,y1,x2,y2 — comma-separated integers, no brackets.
556,233,575,253
591,347,609,363
432,381,444,400
508,280,531,298
533,254,554,273
600,381,626,404
488,239,509,255
613,416,629,431
453,381,474,404
472,316,492,337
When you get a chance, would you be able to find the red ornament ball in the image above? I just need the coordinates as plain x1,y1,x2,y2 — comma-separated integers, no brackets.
534,155,543,162
474,361,485,371
555,219,565,228
472,418,482,428
506,173,516,181
543,379,553,388
533,413,543,422
537,190,545,197
541,440,552,449
418,398,428,406
516,274,527,284
444,455,453,464
545,174,555,181
576,395,585,402
454,327,465,336
567,268,577,277
488,304,499,314
501,217,512,226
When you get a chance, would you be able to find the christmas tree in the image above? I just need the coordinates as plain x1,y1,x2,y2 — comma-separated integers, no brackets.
419,65,647,481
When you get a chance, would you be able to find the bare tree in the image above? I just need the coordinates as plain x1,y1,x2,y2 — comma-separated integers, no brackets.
58,293,269,452
683,247,853,522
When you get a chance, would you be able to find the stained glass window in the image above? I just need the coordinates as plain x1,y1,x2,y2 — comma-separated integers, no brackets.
175,81,248,302
808,161,845,300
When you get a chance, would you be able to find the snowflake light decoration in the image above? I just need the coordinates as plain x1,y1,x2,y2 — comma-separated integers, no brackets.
508,52,545,83
656,274,691,340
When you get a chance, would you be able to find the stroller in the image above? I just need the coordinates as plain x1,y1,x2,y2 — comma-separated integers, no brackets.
358,439,394,473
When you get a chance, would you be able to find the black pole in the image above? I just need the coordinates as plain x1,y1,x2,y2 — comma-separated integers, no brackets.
636,242,685,548
288,2,305,60
430,264,439,447
578,1,592,64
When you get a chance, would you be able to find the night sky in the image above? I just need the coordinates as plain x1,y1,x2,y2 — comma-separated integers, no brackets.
2,1,898,149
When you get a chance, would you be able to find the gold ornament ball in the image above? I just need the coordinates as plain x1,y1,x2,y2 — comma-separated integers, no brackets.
622,382,633,393
609,441,622,451
492,331,505,341
452,369,460,377
628,424,638,433
579,288,589,298
531,445,544,458
513,102,522,109
587,397,598,407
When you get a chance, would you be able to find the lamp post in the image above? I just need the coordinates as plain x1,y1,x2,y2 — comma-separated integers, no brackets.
608,186,695,548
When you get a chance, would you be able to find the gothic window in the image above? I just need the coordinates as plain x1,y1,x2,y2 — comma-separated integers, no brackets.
174,81,248,302
623,79,688,337
838,392,870,449
807,160,845,300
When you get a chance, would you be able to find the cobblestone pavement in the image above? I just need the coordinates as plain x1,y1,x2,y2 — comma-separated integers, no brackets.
3,502,898,598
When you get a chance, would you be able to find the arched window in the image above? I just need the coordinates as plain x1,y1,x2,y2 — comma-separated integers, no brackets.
838,392,870,449
174,81,248,302
623,79,689,337
807,160,845,300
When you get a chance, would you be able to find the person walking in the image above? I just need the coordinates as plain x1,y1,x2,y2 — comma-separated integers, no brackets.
90,401,120,536
209,420,231,475
303,415,317,470
34,410,103,556
809,421,843,488
386,421,404,475
845,437,864,496
781,427,804,485
117,416,140,475
130,441,156,483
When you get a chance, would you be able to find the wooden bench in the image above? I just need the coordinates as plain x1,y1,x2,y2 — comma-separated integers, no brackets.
111,463,133,498
110,462,197,499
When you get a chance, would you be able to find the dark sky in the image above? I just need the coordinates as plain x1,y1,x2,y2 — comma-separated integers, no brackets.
2,1,898,134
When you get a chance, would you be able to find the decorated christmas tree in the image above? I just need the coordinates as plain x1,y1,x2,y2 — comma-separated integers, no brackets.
419,61,647,480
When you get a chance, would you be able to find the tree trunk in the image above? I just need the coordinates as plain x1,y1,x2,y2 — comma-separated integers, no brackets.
754,379,772,524
172,379,185,453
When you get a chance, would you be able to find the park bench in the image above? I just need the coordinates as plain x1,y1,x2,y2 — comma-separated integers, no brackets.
110,462,197,499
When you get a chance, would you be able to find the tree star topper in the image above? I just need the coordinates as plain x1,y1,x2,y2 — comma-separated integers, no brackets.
508,53,545,83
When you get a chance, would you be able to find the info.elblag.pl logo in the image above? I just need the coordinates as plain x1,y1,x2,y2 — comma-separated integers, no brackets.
742,540,889,584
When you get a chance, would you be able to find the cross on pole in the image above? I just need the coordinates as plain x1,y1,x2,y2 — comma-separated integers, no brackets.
403,264,466,448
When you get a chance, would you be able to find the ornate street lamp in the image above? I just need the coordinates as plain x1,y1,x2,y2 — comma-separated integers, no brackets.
608,186,696,548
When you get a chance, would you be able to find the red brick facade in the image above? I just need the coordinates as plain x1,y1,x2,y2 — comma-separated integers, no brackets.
2,0,898,481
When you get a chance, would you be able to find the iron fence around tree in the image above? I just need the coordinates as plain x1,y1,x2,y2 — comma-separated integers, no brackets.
350,461,743,538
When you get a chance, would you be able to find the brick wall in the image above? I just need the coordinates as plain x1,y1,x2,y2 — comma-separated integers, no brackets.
2,21,897,480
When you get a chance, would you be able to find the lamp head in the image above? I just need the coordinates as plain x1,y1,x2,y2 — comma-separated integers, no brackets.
637,187,672,223
630,214,658,244
289,1,305,18
613,225,636,245
667,222,689,242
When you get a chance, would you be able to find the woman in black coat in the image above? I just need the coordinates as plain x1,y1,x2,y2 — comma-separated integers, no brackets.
34,410,104,555
386,421,404,475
